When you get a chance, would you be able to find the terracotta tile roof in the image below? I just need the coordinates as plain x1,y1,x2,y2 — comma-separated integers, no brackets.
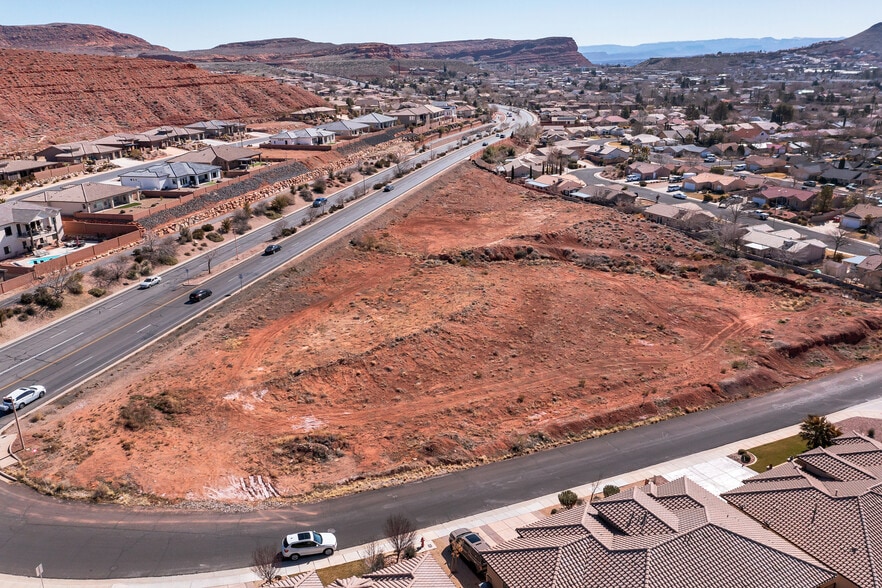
484,476,834,588
359,552,455,587
724,433,882,587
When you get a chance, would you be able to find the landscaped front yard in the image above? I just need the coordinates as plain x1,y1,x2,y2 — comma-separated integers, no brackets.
746,435,808,473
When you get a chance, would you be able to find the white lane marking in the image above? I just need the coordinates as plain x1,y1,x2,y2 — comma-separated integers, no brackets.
108,302,124,310
49,329,68,339
0,332,84,376
74,356,94,367
136,324,152,333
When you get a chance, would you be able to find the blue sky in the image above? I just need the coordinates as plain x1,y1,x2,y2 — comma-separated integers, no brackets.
4,0,882,50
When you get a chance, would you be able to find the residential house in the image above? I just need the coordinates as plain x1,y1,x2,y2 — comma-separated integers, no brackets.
388,104,445,126
455,103,477,118
820,167,870,187
267,129,336,146
683,173,729,192
171,145,261,171
757,186,817,211
840,203,882,231
740,226,827,264
317,120,369,137
0,202,64,259
569,184,637,207
23,182,141,216
724,432,882,588
853,254,882,289
290,106,337,122
483,477,837,588
525,174,585,195
583,144,629,165
644,202,716,230
285,553,455,588
728,126,770,144
745,155,788,174
184,120,245,138
119,162,221,191
351,112,397,130
35,141,123,163
0,159,60,182
626,162,670,181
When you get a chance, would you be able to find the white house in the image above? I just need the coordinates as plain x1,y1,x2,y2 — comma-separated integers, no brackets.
119,162,221,191
268,129,336,146
351,112,397,130
0,202,64,260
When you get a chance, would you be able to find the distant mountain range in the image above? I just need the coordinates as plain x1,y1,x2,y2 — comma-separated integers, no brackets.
579,37,838,65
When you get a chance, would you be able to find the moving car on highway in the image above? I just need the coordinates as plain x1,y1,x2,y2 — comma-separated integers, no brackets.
188,289,212,303
281,530,337,561
264,244,282,255
2,385,46,412
138,276,162,289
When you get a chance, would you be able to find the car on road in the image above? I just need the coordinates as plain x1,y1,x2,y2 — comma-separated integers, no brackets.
281,531,337,561
264,244,281,255
626,174,641,182
802,180,817,187
750,210,770,220
482,141,489,146
2,385,46,412
449,528,489,574
671,192,687,200
733,163,747,172
383,184,395,192
138,276,162,289
312,197,328,208
846,183,859,192
703,155,717,163
188,289,212,303
667,184,681,192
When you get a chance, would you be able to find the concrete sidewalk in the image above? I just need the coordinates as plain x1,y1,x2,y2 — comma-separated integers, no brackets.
3,397,881,588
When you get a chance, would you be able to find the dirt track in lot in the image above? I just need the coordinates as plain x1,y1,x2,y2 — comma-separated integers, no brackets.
16,164,882,505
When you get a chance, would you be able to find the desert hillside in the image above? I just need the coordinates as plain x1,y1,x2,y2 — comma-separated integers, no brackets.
0,48,325,155
17,164,882,505
0,23,166,56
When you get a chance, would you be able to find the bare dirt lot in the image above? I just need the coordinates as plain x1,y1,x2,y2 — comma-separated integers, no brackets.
16,164,882,505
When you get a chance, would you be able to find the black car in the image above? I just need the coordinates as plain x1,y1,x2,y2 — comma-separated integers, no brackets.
383,184,394,192
189,289,212,302
312,197,328,208
264,244,282,255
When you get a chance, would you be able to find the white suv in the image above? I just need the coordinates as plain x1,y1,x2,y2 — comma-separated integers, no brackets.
281,531,337,561
2,385,46,412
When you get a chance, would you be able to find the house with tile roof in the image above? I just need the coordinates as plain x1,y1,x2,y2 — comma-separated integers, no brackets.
740,226,827,264
23,182,140,216
119,162,221,191
483,476,837,588
171,145,262,171
724,432,882,588
268,129,336,147
351,112,397,131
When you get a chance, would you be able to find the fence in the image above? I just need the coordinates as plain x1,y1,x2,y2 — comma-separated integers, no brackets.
31,231,142,277
32,163,86,181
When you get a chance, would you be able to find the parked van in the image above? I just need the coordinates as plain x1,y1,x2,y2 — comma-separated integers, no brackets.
733,164,747,172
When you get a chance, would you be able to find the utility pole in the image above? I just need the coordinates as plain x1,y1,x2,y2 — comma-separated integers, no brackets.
11,401,25,452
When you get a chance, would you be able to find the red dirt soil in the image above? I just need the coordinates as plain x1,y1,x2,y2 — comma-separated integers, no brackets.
17,165,882,505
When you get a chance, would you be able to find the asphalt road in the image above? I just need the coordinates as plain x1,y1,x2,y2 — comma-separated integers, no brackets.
2,355,882,578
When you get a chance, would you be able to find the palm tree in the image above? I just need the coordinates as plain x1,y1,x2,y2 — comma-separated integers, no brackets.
799,414,842,449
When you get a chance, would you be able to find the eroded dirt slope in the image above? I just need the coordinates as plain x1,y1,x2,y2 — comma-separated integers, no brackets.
18,165,882,504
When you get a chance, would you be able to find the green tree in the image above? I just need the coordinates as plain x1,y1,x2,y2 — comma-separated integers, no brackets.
812,184,834,213
558,490,579,510
602,484,621,498
799,414,842,449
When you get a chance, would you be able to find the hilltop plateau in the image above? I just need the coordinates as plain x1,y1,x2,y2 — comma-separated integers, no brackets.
0,48,324,155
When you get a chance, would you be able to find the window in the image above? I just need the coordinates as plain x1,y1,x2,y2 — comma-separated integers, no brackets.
4,226,10,236
3,247,8,255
